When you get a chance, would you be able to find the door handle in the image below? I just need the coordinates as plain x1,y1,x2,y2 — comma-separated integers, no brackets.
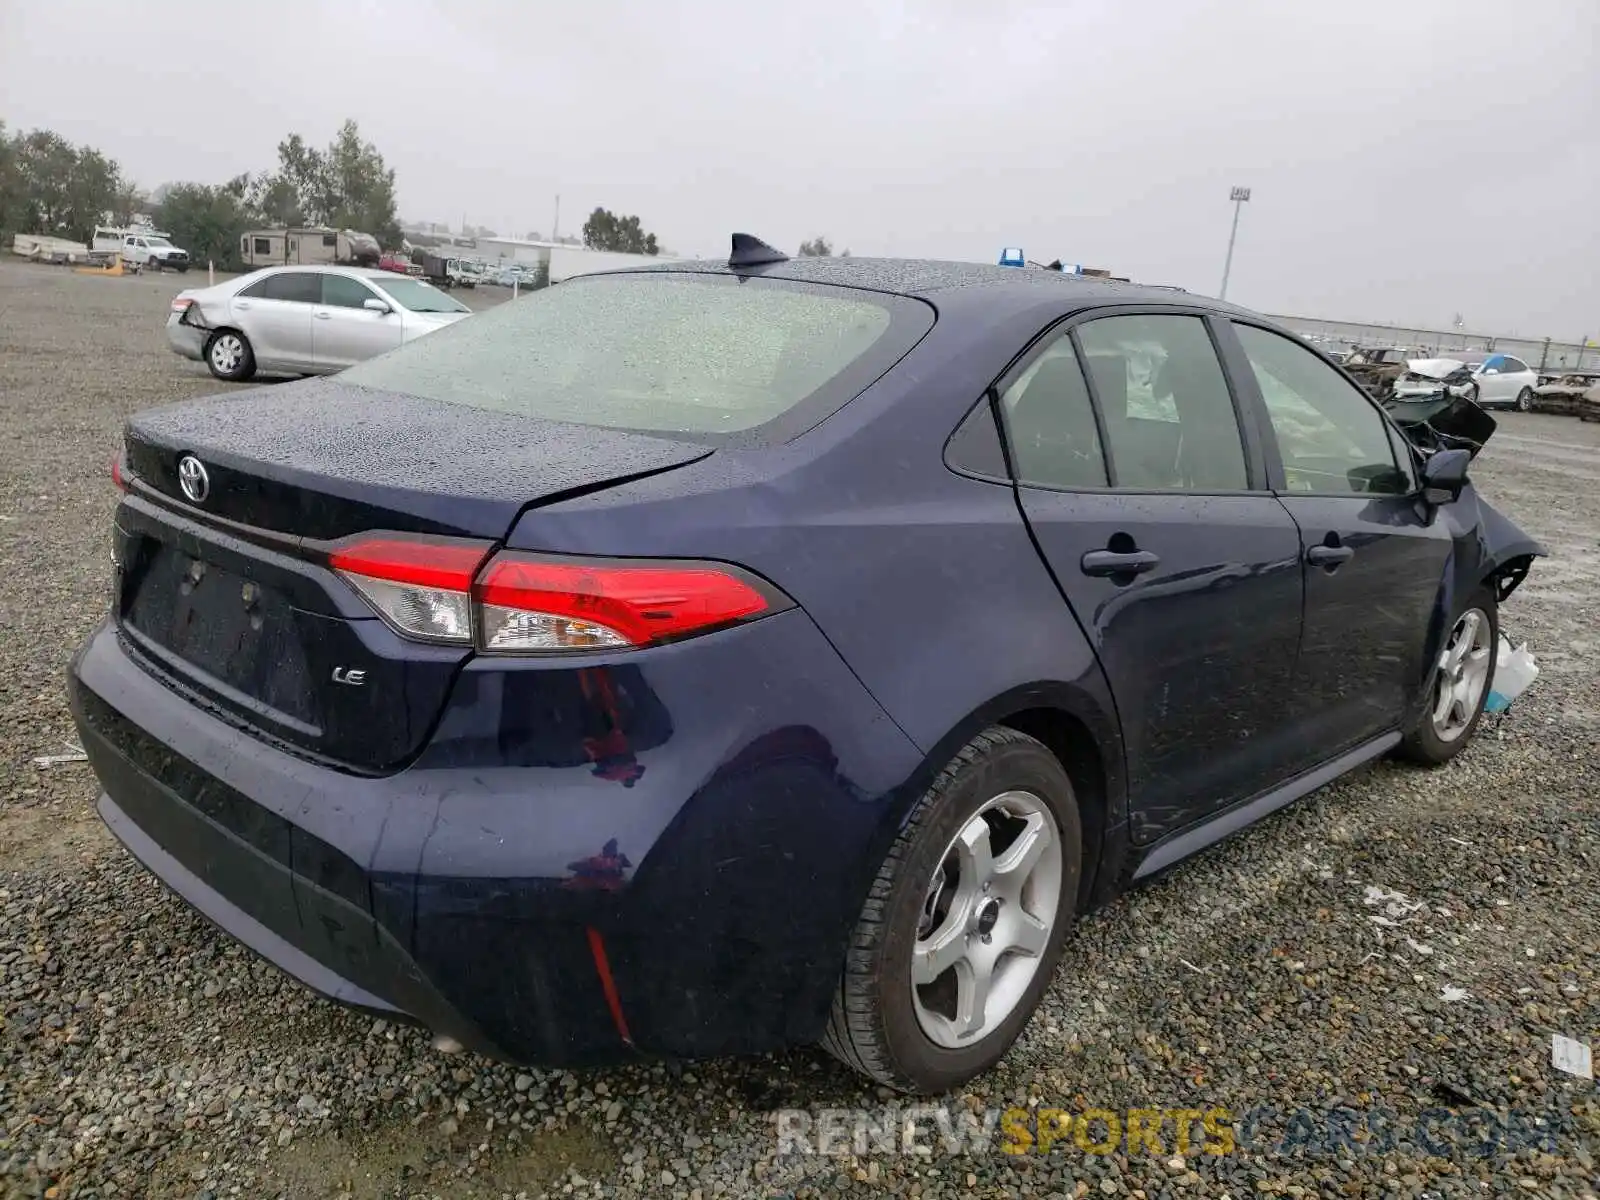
314,310,332,320
234,301,251,310
1081,549,1160,577
1306,544,1354,568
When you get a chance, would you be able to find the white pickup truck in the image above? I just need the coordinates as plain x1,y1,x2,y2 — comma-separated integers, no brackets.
92,226,191,272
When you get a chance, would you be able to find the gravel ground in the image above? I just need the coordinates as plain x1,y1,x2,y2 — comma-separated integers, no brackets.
1,261,1596,1200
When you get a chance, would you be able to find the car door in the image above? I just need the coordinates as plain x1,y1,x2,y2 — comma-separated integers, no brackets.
1475,354,1513,405
999,310,1306,844
1501,356,1535,404
1224,321,1453,764
123,236,142,264
312,273,405,371
231,271,318,371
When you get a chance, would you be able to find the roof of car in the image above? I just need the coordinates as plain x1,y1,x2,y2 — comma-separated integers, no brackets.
252,264,391,279
614,255,1249,315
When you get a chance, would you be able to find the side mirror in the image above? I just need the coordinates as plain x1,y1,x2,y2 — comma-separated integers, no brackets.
363,298,392,314
1421,447,1470,506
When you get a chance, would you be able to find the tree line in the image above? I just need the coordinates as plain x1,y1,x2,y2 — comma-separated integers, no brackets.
0,119,402,270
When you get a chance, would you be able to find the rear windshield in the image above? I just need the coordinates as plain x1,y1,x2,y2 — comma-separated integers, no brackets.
367,277,471,314
338,272,928,439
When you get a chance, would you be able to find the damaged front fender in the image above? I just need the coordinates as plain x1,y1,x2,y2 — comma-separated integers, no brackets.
1469,491,1545,601
1434,483,1546,611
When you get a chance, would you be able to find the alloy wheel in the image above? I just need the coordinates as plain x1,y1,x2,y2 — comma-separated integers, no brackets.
1431,607,1493,742
911,790,1063,1049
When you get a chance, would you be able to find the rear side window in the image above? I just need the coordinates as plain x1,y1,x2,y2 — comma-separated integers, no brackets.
340,273,928,440
998,335,1109,489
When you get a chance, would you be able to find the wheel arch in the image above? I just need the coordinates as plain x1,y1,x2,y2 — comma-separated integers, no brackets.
871,682,1126,917
995,706,1112,913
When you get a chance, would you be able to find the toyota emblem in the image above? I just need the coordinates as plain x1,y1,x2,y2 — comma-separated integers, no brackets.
177,455,210,504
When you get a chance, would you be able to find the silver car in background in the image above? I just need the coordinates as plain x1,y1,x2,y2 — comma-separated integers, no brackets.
167,266,473,381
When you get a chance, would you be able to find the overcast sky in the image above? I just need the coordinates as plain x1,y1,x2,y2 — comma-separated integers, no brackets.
4,0,1596,338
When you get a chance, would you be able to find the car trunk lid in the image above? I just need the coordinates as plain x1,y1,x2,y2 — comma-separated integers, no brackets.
115,380,712,771
123,377,713,540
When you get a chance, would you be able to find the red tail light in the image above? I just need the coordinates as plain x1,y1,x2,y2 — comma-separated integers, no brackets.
112,456,126,491
327,535,788,653
476,553,779,652
329,535,493,644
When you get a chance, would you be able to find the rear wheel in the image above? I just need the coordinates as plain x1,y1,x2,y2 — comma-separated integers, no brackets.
1515,387,1534,412
205,329,257,382
822,727,1082,1094
1397,584,1497,765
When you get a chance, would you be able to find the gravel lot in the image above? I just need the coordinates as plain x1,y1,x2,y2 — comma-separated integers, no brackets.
1,261,1595,1200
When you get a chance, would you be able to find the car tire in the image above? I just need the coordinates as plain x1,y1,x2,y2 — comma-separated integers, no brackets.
1397,583,1498,766
1515,387,1533,412
821,726,1082,1094
204,329,257,383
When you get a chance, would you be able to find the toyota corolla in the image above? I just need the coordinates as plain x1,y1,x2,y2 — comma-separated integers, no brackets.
167,265,472,381
71,236,1542,1095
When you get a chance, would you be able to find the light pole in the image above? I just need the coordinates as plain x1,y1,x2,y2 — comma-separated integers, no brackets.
1219,186,1251,300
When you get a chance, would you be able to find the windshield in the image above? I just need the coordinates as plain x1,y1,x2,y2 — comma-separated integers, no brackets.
339,272,925,438
367,277,471,314
145,235,173,247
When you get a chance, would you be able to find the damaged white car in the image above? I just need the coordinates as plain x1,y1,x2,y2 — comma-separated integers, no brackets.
1391,352,1539,411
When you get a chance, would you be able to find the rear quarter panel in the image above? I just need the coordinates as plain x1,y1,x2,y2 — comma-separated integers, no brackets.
504,295,1128,825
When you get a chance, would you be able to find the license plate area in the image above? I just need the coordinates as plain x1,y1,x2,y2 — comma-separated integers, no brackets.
125,542,318,727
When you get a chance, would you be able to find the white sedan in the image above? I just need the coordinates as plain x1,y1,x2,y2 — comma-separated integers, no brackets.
167,265,473,381
1391,351,1540,411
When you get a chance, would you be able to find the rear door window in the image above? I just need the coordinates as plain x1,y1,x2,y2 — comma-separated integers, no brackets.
340,272,933,442
1074,314,1249,491
242,272,321,303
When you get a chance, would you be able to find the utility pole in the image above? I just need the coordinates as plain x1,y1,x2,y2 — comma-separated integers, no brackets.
552,195,560,244
1219,186,1251,301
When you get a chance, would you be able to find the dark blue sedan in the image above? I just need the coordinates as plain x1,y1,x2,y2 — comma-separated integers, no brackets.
70,237,1543,1095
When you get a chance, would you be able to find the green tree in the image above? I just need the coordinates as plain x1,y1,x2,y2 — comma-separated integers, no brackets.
67,147,121,238
156,182,253,270
250,121,401,247
110,177,149,226
798,237,849,257
581,207,660,255
14,129,80,235
245,172,304,227
0,122,21,238
5,129,126,242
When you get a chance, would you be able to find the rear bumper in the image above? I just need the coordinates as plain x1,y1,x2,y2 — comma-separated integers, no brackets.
165,318,205,362
69,611,923,1065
